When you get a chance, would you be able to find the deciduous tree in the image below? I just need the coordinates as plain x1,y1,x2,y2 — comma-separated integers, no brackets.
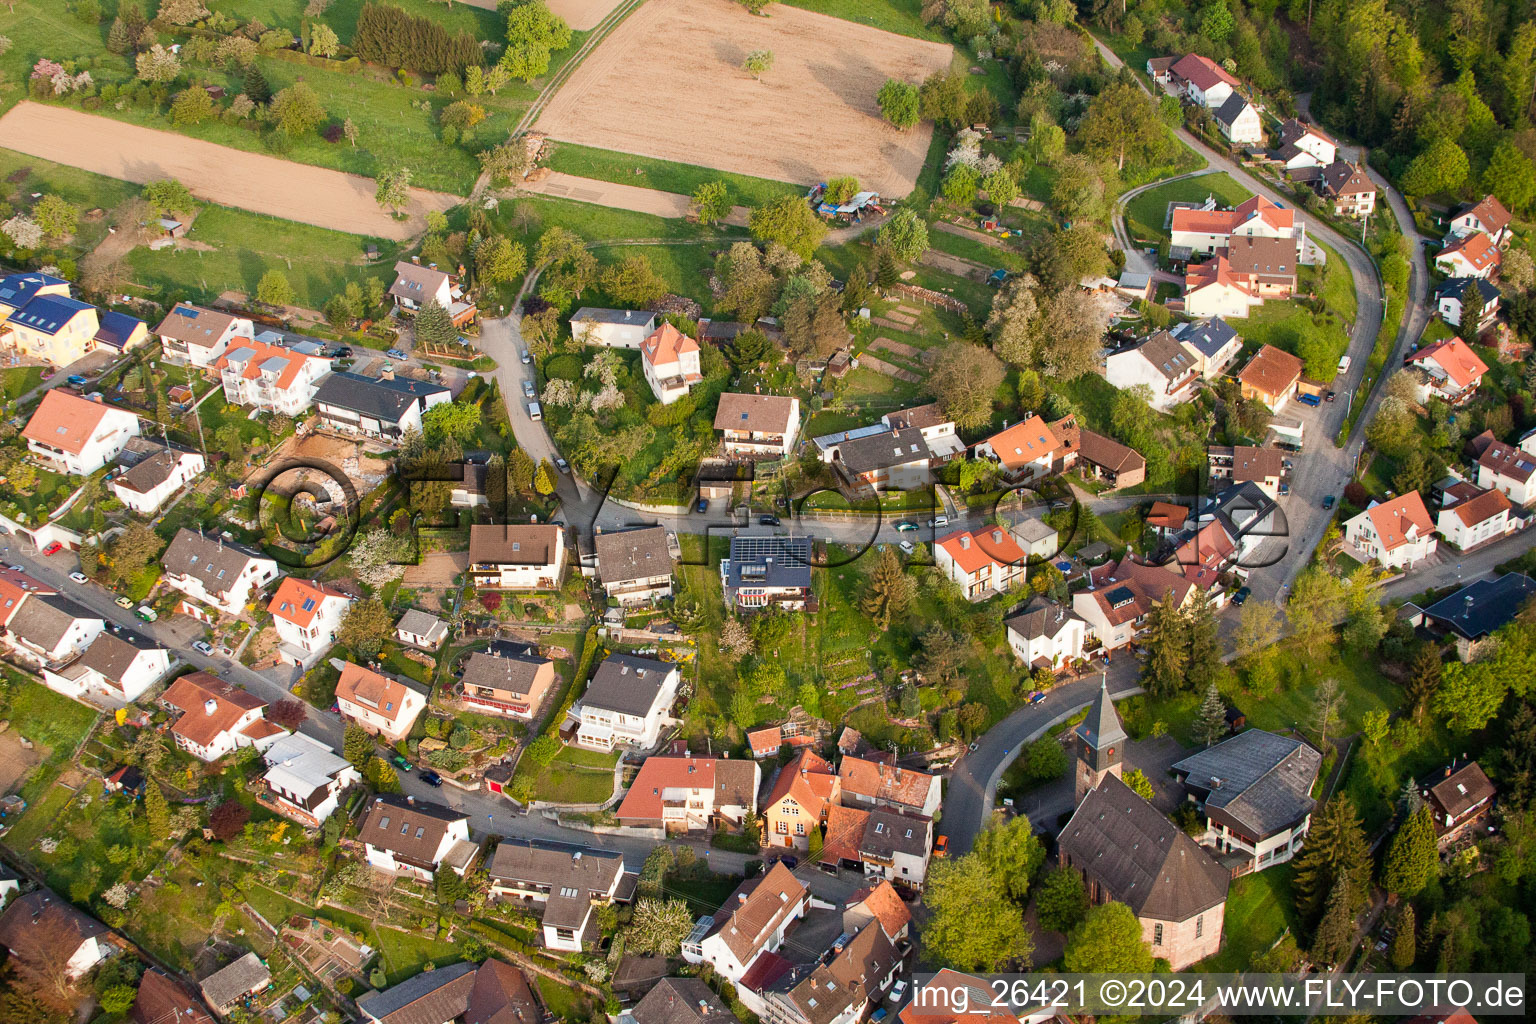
268,699,308,730
477,235,528,287
878,78,920,129
500,1,570,82
142,178,194,217
928,343,1003,429
923,855,1034,970
208,800,250,840
600,252,665,307
877,208,929,262
271,82,326,137
256,270,293,307
744,49,774,80
1122,767,1155,800
749,194,826,260
627,898,694,955
1064,902,1154,973
338,599,392,658
693,180,731,225
32,195,78,240
375,167,412,214
1036,866,1088,933
135,44,182,83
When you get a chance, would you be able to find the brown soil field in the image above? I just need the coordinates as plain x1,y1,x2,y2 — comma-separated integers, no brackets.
0,103,458,240
461,0,623,31
535,0,953,196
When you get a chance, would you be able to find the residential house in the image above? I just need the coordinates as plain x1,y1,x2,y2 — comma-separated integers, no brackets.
1206,445,1287,499
1073,558,1198,652
110,439,205,515
0,567,53,632
1446,195,1513,247
1146,56,1176,83
1060,772,1229,969
486,840,630,951
155,303,253,367
0,890,113,983
1214,93,1262,145
974,416,1062,483
763,749,839,851
570,307,658,349
268,577,353,669
2,593,103,666
1147,500,1191,537
934,526,1030,601
1406,334,1486,402
1421,761,1496,849
360,795,477,880
851,807,933,891
1170,53,1240,107
843,882,911,945
389,260,477,326
721,534,813,611
828,427,934,496
594,525,675,607
131,970,216,1024
22,389,141,476
1435,232,1501,280
261,731,360,827
573,654,679,751
1419,573,1536,660
882,403,965,460
1170,195,1301,255
41,631,170,705
395,608,448,650
682,862,809,986
198,953,270,1016
159,672,282,762
1169,518,1241,594
1274,118,1338,172
1197,481,1283,565
313,371,451,442
624,978,732,1024
760,919,905,1024
838,756,942,819
1225,235,1299,298
459,649,556,721
714,393,802,458
1438,486,1516,551
0,292,109,366
615,756,760,832
641,323,704,405
336,662,428,742
1005,600,1088,672
1317,160,1378,218
1104,330,1202,411
161,529,281,620
0,273,73,359
215,337,333,415
1012,516,1058,560
1182,256,1259,319
468,524,565,590
1471,431,1536,504
1236,344,1304,411
1171,729,1322,875
358,959,539,1024
1050,415,1148,489
1344,492,1439,569
1434,278,1501,331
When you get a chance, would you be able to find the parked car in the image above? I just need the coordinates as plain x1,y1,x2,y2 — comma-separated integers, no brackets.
894,521,918,532
386,348,407,360
68,571,88,584
898,540,915,554
779,855,798,869
392,756,412,772
192,640,214,655
887,981,908,1004
1325,390,1336,403
1028,690,1047,704
521,349,532,364
333,346,353,359
114,596,133,609
135,606,158,622
420,770,443,787
759,514,779,526
40,541,62,556
1279,482,1290,496
1232,586,1251,606
1338,355,1352,374
928,515,948,528
65,374,88,387
5,565,19,572
527,401,542,421
555,458,570,474
695,497,709,514
932,834,949,858
1322,494,1336,510
522,380,535,399
1297,392,1321,407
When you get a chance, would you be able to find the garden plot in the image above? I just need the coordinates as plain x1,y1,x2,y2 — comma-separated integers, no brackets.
535,0,952,196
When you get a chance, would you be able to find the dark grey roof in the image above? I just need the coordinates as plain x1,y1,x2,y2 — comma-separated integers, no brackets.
1434,277,1501,304
1075,677,1127,752
198,951,271,1010
356,960,477,1024
832,427,931,475
1423,573,1536,641
7,593,100,651
1173,317,1239,359
115,448,189,495
360,795,467,866
629,977,731,1024
75,631,163,684
313,371,449,424
1213,92,1252,127
858,808,930,859
461,650,551,698
1171,729,1321,838
583,654,675,717
1005,601,1083,641
724,534,812,592
594,526,673,586
571,307,655,326
162,530,272,591
1058,774,1229,921
1128,330,1197,382
486,840,625,930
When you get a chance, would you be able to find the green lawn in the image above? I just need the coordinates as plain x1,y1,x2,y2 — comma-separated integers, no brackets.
4,781,75,850
527,745,619,804
777,0,942,40
374,924,463,985
0,366,44,401
1198,864,1299,972
0,3,118,118
6,677,99,752
126,202,398,310
1124,172,1255,248
587,242,721,316
213,0,503,41
0,148,139,258
537,974,595,1022
545,142,803,205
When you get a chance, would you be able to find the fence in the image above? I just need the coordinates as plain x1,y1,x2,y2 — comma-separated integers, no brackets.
889,283,970,316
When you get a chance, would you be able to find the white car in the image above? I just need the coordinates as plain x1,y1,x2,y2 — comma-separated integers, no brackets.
898,540,914,554
527,401,542,421
192,641,214,656
68,571,89,584
887,981,908,1004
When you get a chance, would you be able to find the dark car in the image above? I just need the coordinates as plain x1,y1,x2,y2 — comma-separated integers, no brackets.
696,498,709,514
1325,390,1336,403
1232,586,1252,606
1322,494,1336,510
759,514,780,526
332,346,353,358
419,770,443,787
779,855,799,869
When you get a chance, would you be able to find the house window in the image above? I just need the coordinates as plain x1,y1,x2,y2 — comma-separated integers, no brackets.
795,822,805,835
777,821,788,834
1196,916,1203,939
1153,924,1163,946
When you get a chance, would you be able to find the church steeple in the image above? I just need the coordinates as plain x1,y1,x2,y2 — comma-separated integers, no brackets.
1075,675,1126,803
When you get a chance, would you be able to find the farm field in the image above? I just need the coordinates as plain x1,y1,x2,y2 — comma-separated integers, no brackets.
535,0,953,196
0,104,458,239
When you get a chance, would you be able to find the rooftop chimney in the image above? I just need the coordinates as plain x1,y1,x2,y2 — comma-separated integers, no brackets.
204,698,218,716
411,255,420,265
959,536,970,549
381,366,395,382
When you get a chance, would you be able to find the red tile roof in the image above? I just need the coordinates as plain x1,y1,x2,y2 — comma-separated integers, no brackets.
847,881,911,939
641,323,701,371
1146,501,1189,530
837,755,937,811
336,663,414,725
1461,195,1512,235
1237,344,1304,398
1365,492,1435,552
267,577,350,627
1448,486,1512,528
0,569,53,626
748,726,782,755
1411,337,1489,390
22,390,122,455
1439,231,1501,274
615,756,757,822
936,527,1027,576
162,672,266,750
1171,53,1240,92
1173,520,1236,586
982,415,1060,471
821,803,869,864
765,749,837,817
214,338,325,391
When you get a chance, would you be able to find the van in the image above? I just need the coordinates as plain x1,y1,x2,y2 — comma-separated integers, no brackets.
527,401,542,421
135,606,158,623
1338,355,1352,374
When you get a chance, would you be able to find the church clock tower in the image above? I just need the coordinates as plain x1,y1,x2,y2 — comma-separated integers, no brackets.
1074,675,1127,804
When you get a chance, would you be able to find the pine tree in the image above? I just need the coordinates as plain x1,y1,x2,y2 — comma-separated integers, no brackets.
1292,796,1371,924
144,781,171,840
1391,905,1417,970
1459,283,1486,341
1381,806,1438,897
1185,598,1221,692
366,756,402,793
1193,681,1227,747
1404,644,1443,722
1141,593,1189,696
1311,875,1357,965
859,546,916,630
1399,777,1424,816
244,63,271,104
413,299,457,349
107,17,131,54
343,723,373,769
